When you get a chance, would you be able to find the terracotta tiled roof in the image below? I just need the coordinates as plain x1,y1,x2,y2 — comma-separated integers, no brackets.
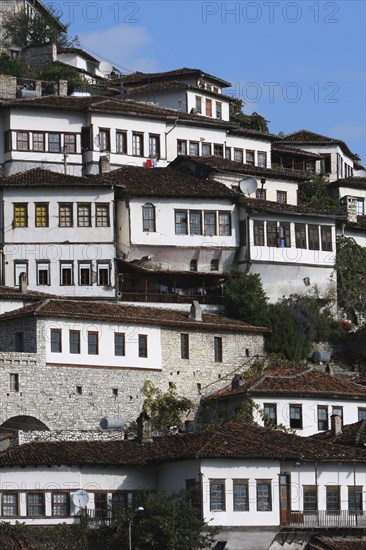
103,166,237,199
309,420,366,447
329,176,366,190
0,286,54,301
120,68,231,87
339,215,366,230
309,536,366,550
204,367,366,401
239,197,338,218
0,168,109,187
0,299,269,334
57,47,99,63
278,130,357,160
171,155,309,181
0,421,365,467
124,80,234,102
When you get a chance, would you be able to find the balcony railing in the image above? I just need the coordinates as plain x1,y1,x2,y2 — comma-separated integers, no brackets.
282,510,366,528
120,292,224,305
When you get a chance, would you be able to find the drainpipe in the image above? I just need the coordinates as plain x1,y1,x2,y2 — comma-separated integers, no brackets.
353,461,357,526
315,462,319,526
164,118,179,162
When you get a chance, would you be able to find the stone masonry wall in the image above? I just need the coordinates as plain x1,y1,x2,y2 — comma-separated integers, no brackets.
0,75,17,99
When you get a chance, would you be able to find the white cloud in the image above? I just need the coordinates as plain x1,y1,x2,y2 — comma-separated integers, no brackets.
79,25,159,73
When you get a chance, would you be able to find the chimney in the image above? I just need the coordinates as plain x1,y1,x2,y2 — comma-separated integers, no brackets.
99,154,110,174
340,196,358,223
330,413,342,436
232,374,243,390
136,411,153,443
189,300,202,322
20,272,27,293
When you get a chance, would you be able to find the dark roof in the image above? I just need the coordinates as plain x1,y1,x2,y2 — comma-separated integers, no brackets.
308,536,366,550
0,286,53,301
0,168,110,188
329,177,366,190
123,80,234,102
309,420,366,447
0,421,365,467
171,156,309,181
0,299,269,334
103,166,237,199
239,197,337,218
121,68,232,87
278,130,357,160
204,367,366,401
57,47,99,63
339,215,366,230
271,143,324,158
227,128,281,141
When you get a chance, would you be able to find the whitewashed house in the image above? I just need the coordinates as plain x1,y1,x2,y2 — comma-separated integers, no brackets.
0,168,116,298
329,176,366,248
200,366,366,436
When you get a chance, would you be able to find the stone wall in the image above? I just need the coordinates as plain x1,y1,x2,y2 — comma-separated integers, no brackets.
20,43,57,71
18,428,126,445
0,75,16,99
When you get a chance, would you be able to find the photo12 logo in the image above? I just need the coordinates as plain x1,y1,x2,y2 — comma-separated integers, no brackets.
227,81,339,104
48,1,140,25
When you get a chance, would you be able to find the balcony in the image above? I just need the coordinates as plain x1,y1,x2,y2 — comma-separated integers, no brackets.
119,292,224,305
282,510,366,528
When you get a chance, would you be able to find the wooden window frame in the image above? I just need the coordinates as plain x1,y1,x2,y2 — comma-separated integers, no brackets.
116,130,127,154
36,261,50,286
99,128,110,152
204,211,217,236
214,336,223,362
289,404,303,429
189,141,199,156
257,151,267,168
219,211,232,236
233,480,249,511
180,333,189,359
213,143,223,158
175,210,188,235
210,480,225,511
115,333,126,356
308,224,320,250
277,191,287,204
189,210,202,235
26,492,45,517
49,132,61,152
64,133,77,154
253,220,265,246
195,96,202,114
303,485,318,513
32,131,45,152
246,150,255,165
79,262,92,286
87,331,99,355
9,373,19,392
216,101,222,119
132,132,144,157
35,203,49,228
97,262,110,286
149,133,160,158
326,485,341,513
60,262,74,286
50,329,62,353
69,330,81,354
59,203,73,227
321,226,333,252
142,203,156,232
77,203,92,227
52,492,70,517
206,98,212,117
16,131,29,151
317,405,328,431
256,480,272,511
295,223,307,249
177,140,187,155
234,148,244,163
13,203,28,228
1,492,19,517
95,203,110,227
263,403,277,426
138,334,148,358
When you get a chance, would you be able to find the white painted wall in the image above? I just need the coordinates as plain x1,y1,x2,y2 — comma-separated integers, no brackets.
213,173,298,204
294,144,354,182
186,90,230,121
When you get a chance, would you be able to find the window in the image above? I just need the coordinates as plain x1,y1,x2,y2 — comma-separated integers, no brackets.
225,147,232,160
190,259,197,272
64,133,76,154
96,204,110,227
35,203,49,227
132,132,144,156
258,151,267,168
253,220,265,246
14,263,27,286
257,481,272,511
308,225,319,250
190,211,203,235
76,385,82,395
289,405,303,429
52,493,70,517
189,141,199,156
326,486,340,513
175,210,188,235
233,481,249,511
36,262,49,285
305,160,315,173
16,131,29,151
177,140,187,155
303,486,317,513
116,130,127,154
317,406,328,431
49,132,61,152
88,332,99,355
27,493,44,517
4,130,12,152
321,226,332,251
263,403,277,426
79,263,92,285
202,142,211,156
214,336,223,362
149,134,160,158
59,203,73,227
60,262,73,286
256,189,266,200
115,333,125,356
246,150,255,165
216,101,222,119
210,480,225,511
94,493,108,518
181,333,189,359
204,211,217,236
69,331,80,354
349,487,363,514
13,203,28,227
279,222,291,248
9,373,19,392
211,259,219,271
138,335,148,358
266,221,277,247
77,204,91,227
358,408,366,421
97,263,110,286
51,329,62,353
356,199,364,215
195,96,202,114
219,212,231,236
99,128,110,152
112,388,119,397
33,132,45,151
295,223,307,249
213,144,223,157
15,332,24,352
142,203,156,232
206,98,212,117
234,148,243,163
1,493,18,517
277,191,287,204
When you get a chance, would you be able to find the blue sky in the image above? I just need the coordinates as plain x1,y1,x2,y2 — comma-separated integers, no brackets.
49,0,365,161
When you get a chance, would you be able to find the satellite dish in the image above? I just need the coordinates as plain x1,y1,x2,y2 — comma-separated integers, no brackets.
73,490,90,508
278,131,286,137
99,60,113,75
239,177,257,196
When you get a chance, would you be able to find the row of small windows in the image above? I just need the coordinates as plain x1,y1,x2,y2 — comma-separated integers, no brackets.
12,202,110,228
5,131,77,154
177,140,268,167
194,95,222,118
180,334,223,362
15,261,111,287
8,373,119,398
209,480,364,514
252,221,333,251
50,329,148,358
262,403,359,430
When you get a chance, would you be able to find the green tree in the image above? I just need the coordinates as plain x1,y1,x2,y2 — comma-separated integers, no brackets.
298,175,338,212
142,381,193,433
229,98,269,132
224,269,268,325
336,236,366,320
264,303,311,361
0,52,38,78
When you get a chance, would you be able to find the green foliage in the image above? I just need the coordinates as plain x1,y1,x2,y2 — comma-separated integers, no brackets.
336,236,366,320
142,381,193,433
0,53,38,78
40,62,84,87
229,98,269,132
224,269,268,325
298,175,338,212
264,303,311,361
